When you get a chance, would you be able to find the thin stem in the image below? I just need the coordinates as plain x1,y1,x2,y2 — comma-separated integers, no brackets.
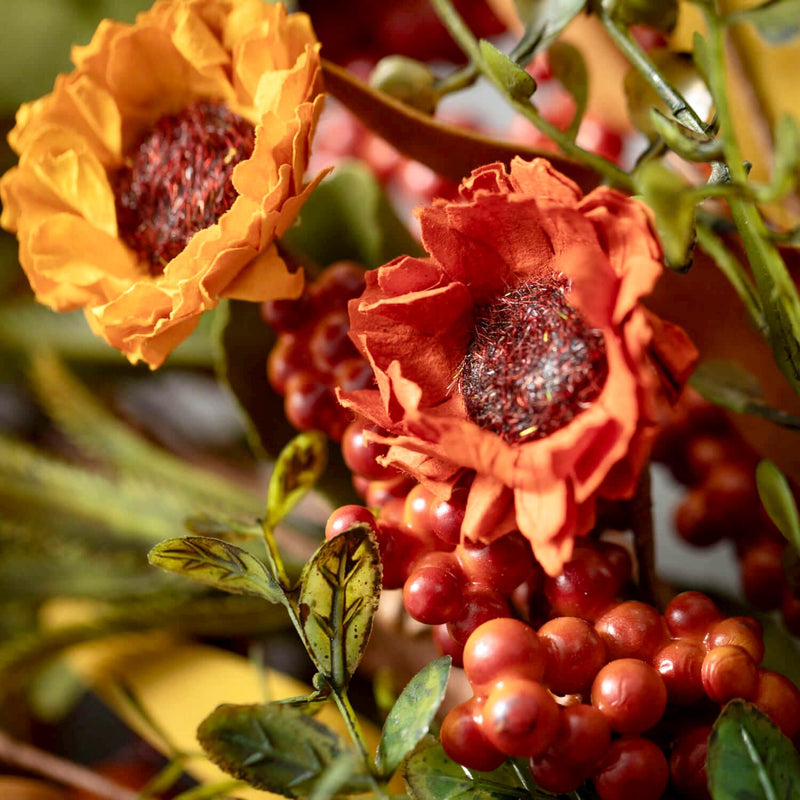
429,0,633,189
0,730,141,800
435,62,479,96
261,521,291,588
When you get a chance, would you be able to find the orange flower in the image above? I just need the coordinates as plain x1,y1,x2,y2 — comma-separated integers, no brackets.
340,158,697,575
0,0,324,367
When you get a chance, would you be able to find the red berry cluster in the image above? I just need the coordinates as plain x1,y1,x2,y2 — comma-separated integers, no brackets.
439,586,800,800
653,388,800,632
263,261,373,441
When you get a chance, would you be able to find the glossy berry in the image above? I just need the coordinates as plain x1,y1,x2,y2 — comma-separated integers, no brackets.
310,309,358,371
705,617,764,664
341,419,397,480
373,520,426,590
403,552,464,625
483,678,561,757
403,484,438,542
664,592,723,641
701,645,758,703
754,670,800,738
652,640,706,705
593,737,669,800
284,372,344,438
551,703,611,767
538,616,607,695
325,505,380,540
307,260,365,311
740,539,785,610
432,623,464,667
544,545,621,621
447,586,511,647
591,659,667,734
528,753,588,793
595,601,668,662
457,531,535,594
669,725,712,800
267,333,310,395
463,618,548,693
429,487,468,547
261,293,313,332
440,698,506,772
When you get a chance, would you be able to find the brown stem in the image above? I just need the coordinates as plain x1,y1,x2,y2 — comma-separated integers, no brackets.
0,730,142,800
630,469,671,610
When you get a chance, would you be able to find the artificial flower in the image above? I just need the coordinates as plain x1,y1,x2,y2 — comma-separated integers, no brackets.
340,158,697,575
0,0,324,367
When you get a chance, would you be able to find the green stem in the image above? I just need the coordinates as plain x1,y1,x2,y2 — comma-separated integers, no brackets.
702,6,800,396
261,521,291,588
428,0,633,190
435,62,480,96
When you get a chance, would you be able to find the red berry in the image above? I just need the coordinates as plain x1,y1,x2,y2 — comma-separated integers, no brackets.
267,333,311,395
457,531,535,594
669,725,712,800
594,738,669,800
447,586,510,647
308,260,365,311
403,484,438,542
544,545,621,621
403,552,464,625
539,616,607,695
261,293,312,332
310,309,358,371
429,488,467,547
741,538,785,611
483,678,561,757
701,645,758,703
333,357,374,392
591,659,667,734
341,419,397,480
705,617,764,664
284,372,344,438
325,505,379,540
665,592,723,641
596,540,634,587
440,698,506,772
652,640,706,705
551,703,611,767
365,475,414,508
754,670,800,738
374,520,426,590
432,623,464,667
595,601,668,662
463,618,548,693
529,753,588,793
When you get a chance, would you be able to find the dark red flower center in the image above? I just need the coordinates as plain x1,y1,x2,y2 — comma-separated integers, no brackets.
459,278,608,443
114,100,256,274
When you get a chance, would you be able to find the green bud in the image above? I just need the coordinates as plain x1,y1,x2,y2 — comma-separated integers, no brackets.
601,0,678,32
369,56,439,115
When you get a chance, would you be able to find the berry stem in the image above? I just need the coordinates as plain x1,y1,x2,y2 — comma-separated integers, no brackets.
630,469,665,609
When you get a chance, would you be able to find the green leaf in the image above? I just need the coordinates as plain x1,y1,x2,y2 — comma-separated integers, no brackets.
376,657,451,777
727,0,800,44
283,160,423,270
767,115,800,200
183,513,263,541
214,299,296,460
707,700,800,800
148,537,284,604
320,59,602,194
298,526,382,688
197,702,370,798
756,460,800,552
479,40,536,100
691,359,764,413
548,42,588,139
404,739,532,799
649,108,723,162
510,0,587,63
266,432,328,530
693,32,712,86
635,160,696,271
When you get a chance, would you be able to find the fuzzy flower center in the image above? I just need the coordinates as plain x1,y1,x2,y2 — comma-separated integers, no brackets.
459,278,608,443
114,101,256,274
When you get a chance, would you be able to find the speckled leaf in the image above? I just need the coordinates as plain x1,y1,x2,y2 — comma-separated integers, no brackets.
404,739,533,799
707,700,800,800
376,656,451,777
197,702,370,798
298,526,381,688
266,432,327,530
148,537,283,604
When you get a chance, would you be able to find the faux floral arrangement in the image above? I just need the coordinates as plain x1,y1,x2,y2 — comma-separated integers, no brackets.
1,0,800,799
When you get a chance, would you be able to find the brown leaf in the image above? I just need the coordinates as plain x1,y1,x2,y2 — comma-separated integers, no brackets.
321,59,601,192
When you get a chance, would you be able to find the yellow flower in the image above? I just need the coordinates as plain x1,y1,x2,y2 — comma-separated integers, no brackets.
0,0,324,367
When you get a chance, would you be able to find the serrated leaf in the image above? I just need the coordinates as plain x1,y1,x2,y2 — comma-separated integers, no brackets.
320,59,601,193
728,0,800,44
756,460,800,551
635,161,696,271
197,702,371,798
298,526,381,688
404,739,532,799
284,160,423,269
266,432,328,530
510,0,587,62
707,700,800,800
376,656,451,777
691,359,764,413
548,42,588,139
479,40,536,100
148,537,284,604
